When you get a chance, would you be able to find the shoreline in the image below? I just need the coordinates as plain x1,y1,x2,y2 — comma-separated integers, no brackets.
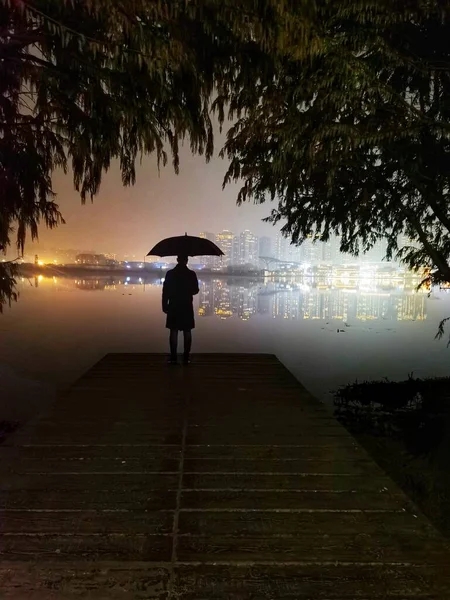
17,264,265,279
16,263,427,282
334,376,450,537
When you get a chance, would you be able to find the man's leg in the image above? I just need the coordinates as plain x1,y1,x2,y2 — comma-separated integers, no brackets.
183,330,192,364
169,329,178,362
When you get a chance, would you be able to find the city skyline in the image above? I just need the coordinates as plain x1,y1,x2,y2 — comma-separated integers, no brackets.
18,227,407,268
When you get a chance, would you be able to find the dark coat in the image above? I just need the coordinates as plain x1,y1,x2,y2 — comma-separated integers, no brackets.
162,265,199,330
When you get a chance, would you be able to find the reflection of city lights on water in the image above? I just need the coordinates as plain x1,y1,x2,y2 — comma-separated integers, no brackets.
49,268,432,324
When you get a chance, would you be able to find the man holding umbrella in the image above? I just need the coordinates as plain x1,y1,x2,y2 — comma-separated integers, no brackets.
147,234,224,364
162,255,199,364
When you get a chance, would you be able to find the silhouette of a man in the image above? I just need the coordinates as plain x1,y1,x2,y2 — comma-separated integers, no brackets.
162,255,199,364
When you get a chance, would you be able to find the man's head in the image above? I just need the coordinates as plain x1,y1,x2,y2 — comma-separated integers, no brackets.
177,255,188,265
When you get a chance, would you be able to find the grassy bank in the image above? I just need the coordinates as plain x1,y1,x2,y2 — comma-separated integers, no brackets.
333,376,450,537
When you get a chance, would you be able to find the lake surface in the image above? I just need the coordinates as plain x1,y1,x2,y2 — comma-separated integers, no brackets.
1,273,450,420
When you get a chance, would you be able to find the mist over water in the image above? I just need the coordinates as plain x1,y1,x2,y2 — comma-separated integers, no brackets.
1,273,450,421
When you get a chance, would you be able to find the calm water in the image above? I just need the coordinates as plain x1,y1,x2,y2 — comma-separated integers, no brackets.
1,273,450,419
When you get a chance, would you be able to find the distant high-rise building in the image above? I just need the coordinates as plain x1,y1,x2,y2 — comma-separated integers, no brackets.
300,235,322,265
320,235,343,264
216,230,234,268
233,236,240,265
259,236,273,268
275,233,289,262
259,236,272,258
322,241,332,263
76,253,110,266
199,232,215,241
239,230,259,266
360,238,389,264
276,233,306,265
286,243,302,264
199,232,217,268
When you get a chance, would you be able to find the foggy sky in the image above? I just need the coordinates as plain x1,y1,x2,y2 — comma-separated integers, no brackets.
32,142,279,257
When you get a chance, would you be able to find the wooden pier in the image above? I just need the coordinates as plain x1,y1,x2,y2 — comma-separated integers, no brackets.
1,353,450,598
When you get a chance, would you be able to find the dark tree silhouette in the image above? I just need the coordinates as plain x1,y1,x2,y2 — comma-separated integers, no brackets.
221,2,450,284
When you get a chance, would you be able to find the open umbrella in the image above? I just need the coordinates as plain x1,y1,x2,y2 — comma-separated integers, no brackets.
147,233,224,258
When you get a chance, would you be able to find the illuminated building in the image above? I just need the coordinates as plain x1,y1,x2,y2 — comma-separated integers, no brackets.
275,233,303,266
259,236,272,258
215,230,235,268
233,236,240,265
321,240,332,263
199,232,217,268
286,244,302,264
300,234,322,264
76,253,110,266
275,233,288,262
238,230,259,266
321,235,342,264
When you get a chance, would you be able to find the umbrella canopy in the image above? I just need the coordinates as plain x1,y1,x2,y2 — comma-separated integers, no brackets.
147,234,224,258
